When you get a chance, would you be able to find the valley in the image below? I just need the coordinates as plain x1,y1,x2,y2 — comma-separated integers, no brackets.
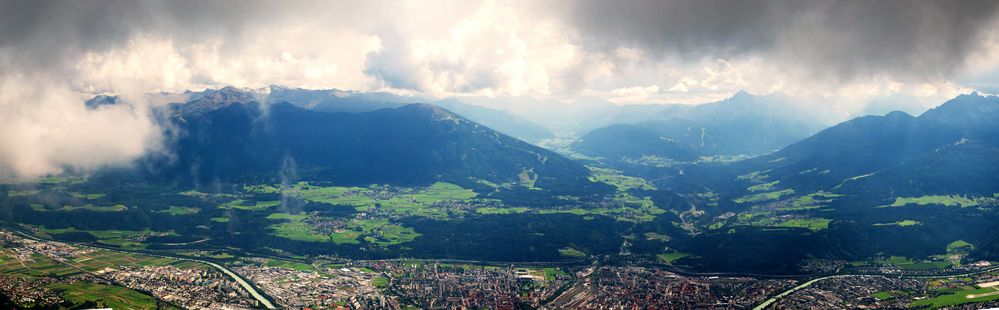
2,88,999,308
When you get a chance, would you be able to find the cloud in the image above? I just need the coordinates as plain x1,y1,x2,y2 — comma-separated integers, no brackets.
0,73,163,178
0,0,385,178
563,0,999,82
1,0,998,178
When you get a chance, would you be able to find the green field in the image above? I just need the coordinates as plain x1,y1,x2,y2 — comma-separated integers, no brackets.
37,227,182,251
219,199,281,210
658,252,691,264
644,232,670,241
747,180,779,192
353,219,421,246
266,212,308,221
889,195,980,208
911,286,999,309
372,276,389,288
270,221,330,242
558,247,585,258
330,230,362,244
0,252,82,277
543,267,567,280
787,192,843,209
417,182,479,202
8,189,41,197
267,214,420,246
736,170,770,183
873,220,921,227
476,207,528,214
34,204,129,212
872,290,910,300
733,189,795,204
857,256,954,270
264,258,314,272
68,192,107,200
589,167,655,191
776,218,831,231
52,282,163,310
157,206,200,216
290,182,476,220
947,240,975,253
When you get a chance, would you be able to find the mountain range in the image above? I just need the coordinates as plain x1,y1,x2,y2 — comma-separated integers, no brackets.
572,92,827,164
73,86,999,273
709,92,999,199
131,87,607,199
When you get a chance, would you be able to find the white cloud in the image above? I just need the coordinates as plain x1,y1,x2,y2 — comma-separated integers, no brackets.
0,73,163,178
2,0,998,178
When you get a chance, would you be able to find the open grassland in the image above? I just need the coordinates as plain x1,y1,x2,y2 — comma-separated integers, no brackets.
544,267,567,280
68,192,107,200
353,219,421,246
262,258,315,272
266,212,308,221
589,167,655,191
30,204,129,212
558,247,585,258
947,240,975,253
776,218,831,231
734,189,795,204
0,252,82,277
9,189,43,197
267,213,421,246
889,195,980,208
157,206,200,216
270,221,330,242
911,286,999,309
873,220,921,227
784,192,843,210
657,252,691,265
853,256,954,270
218,199,281,211
748,180,780,192
36,227,177,251
290,182,475,220
52,282,163,310
330,230,362,244
872,290,909,300
736,170,770,183
476,207,528,214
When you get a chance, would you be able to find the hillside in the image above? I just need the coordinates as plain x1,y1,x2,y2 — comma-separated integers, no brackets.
142,87,608,198
572,92,826,164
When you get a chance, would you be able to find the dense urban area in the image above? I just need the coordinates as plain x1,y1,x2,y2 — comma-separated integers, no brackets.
4,226,999,309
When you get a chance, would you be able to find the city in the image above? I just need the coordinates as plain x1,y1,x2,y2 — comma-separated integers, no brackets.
3,0,999,309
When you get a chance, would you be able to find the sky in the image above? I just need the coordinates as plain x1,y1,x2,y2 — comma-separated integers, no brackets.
2,0,999,177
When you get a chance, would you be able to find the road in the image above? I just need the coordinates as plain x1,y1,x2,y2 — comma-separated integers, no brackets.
752,265,999,310
4,226,277,309
751,275,849,310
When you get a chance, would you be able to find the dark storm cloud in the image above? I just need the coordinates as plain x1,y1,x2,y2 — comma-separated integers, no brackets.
563,0,999,81
0,0,385,73
0,1,225,70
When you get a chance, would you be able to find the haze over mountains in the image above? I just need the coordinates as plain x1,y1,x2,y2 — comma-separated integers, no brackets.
6,1,999,308
117,87,604,198
87,86,997,197
572,91,828,164
692,92,999,198
6,83,978,275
